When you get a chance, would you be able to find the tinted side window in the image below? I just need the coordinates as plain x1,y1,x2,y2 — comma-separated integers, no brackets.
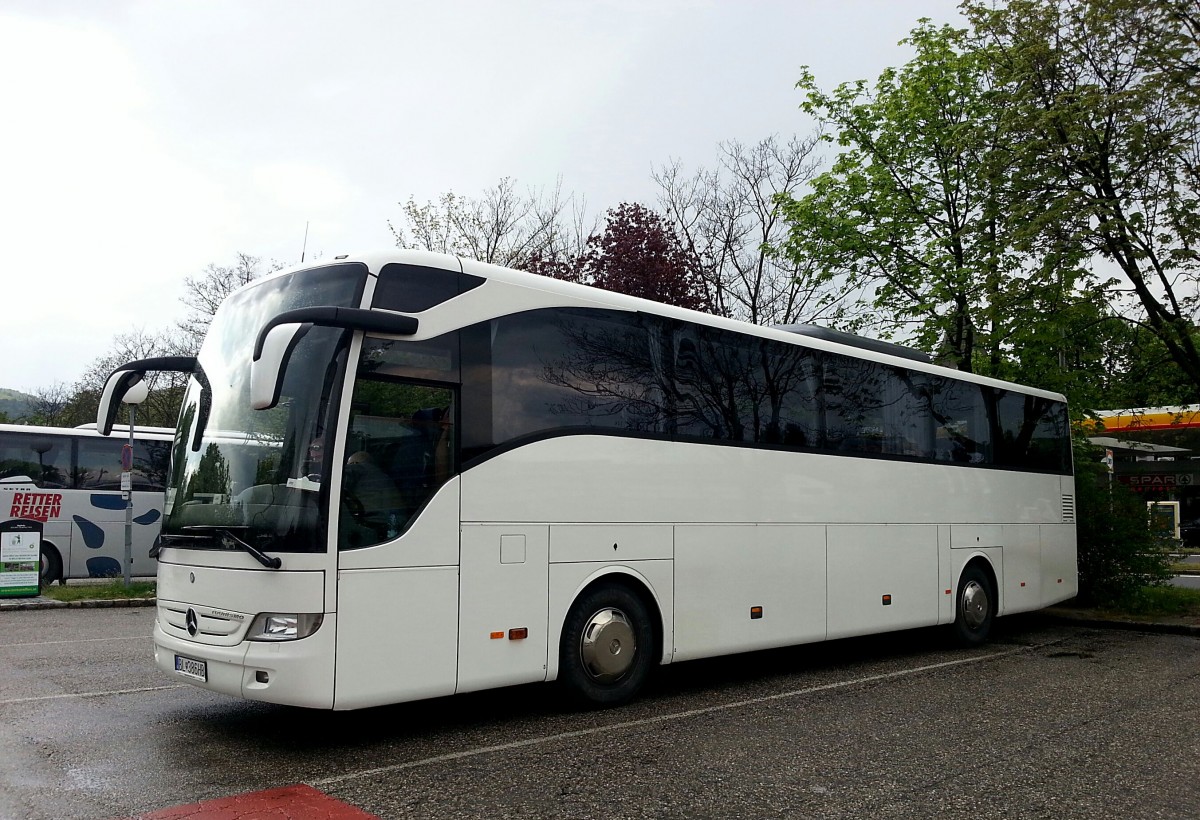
373,264,484,313
762,341,822,448
927,378,990,464
992,390,1070,472
76,436,167,491
339,380,455,549
131,439,171,491
76,438,123,490
821,353,889,453
491,309,662,443
670,328,821,447
0,432,71,488
455,307,1068,474
672,327,756,441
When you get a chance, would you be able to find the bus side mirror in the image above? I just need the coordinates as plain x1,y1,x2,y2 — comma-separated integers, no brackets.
250,306,419,411
251,323,311,411
96,357,198,435
96,370,148,435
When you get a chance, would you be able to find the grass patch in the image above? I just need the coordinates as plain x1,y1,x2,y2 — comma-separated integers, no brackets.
41,579,156,602
1098,585,1200,618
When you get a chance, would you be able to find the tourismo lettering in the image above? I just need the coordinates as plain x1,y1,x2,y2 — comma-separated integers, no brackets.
9,492,63,522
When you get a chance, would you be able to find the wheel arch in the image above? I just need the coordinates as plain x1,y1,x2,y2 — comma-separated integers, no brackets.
548,565,667,683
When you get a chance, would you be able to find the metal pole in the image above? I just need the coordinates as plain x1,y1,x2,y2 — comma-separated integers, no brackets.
124,406,135,587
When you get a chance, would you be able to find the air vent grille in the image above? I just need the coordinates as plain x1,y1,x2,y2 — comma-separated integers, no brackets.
1062,494,1076,523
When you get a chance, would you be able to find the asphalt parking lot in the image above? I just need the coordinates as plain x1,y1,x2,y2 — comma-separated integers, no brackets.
1,607,1198,819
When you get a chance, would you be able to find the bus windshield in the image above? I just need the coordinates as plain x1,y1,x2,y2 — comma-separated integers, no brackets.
160,263,366,554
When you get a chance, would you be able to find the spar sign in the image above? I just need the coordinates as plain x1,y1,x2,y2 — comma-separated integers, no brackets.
0,519,42,598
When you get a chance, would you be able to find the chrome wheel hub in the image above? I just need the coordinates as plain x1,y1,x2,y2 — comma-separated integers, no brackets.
580,607,636,683
961,580,989,630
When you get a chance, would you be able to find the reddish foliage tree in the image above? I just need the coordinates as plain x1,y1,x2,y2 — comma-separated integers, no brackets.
580,203,711,312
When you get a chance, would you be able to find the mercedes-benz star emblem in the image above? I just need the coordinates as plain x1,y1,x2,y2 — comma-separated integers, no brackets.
185,608,199,637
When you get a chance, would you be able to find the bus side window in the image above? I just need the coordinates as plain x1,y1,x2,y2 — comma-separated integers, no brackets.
338,380,455,550
75,439,122,490
131,439,170,491
0,432,71,488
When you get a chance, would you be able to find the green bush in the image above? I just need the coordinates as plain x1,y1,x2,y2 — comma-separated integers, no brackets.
1074,445,1173,606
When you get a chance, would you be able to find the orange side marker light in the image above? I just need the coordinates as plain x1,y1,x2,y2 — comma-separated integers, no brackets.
509,627,528,640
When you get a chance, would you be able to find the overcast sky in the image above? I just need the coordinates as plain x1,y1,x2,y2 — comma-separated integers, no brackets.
1,0,963,394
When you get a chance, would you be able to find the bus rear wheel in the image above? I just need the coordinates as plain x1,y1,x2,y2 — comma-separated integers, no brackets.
559,583,655,707
40,543,63,587
951,564,996,646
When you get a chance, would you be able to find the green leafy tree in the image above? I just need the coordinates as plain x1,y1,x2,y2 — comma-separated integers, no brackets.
967,0,1200,394
779,22,1089,379
1073,440,1173,605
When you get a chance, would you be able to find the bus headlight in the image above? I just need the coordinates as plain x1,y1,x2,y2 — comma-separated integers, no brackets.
247,613,324,641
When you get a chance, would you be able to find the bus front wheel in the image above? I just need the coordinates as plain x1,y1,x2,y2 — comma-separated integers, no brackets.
40,543,63,587
559,583,655,707
951,564,996,646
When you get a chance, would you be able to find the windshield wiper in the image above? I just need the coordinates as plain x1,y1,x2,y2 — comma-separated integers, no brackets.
180,525,283,569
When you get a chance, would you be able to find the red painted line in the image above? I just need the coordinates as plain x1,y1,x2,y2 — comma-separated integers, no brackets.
1099,422,1200,432
123,784,378,820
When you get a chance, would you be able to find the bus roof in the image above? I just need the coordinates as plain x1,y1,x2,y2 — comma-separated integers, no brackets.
240,249,1070,405
0,422,175,439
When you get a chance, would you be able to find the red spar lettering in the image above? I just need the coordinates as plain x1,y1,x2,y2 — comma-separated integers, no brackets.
9,492,62,522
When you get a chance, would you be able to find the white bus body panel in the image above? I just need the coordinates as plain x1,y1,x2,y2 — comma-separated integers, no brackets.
673,524,826,661
456,524,550,694
1042,524,1078,604
334,566,459,709
460,437,1064,528
826,525,939,641
333,479,462,709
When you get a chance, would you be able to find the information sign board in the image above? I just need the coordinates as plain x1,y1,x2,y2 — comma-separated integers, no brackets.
0,519,43,598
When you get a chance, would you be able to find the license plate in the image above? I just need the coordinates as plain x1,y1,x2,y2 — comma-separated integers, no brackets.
174,654,207,682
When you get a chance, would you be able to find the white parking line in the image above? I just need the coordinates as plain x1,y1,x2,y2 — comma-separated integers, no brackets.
310,643,1043,789
0,635,152,649
0,684,185,707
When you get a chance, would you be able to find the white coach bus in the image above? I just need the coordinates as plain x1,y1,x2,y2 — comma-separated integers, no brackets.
0,423,173,583
98,250,1077,709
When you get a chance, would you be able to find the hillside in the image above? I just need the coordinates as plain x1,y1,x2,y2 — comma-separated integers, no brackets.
0,388,33,420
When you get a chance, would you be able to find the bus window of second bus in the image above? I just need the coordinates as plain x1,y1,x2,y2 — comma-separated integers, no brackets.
76,437,170,492
338,381,455,549
0,432,71,488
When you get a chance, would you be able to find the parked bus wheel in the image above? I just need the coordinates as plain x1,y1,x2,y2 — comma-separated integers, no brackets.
560,582,655,707
951,564,996,646
40,542,63,587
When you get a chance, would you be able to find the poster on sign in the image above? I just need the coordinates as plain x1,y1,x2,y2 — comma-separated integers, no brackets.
0,519,43,598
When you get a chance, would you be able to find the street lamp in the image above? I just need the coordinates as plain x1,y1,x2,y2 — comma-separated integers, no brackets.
120,379,148,587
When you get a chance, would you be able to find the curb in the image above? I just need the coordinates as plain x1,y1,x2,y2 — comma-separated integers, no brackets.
1041,608,1200,637
0,596,156,612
